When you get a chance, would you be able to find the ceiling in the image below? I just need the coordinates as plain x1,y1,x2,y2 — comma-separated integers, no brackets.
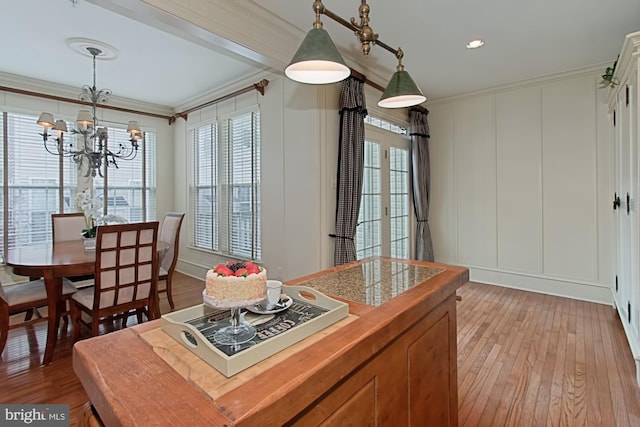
2,0,640,109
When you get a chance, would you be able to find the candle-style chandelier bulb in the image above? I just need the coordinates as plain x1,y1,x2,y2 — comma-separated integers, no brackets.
36,45,140,177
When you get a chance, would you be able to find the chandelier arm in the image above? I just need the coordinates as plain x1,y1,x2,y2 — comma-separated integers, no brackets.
43,138,63,157
36,45,142,176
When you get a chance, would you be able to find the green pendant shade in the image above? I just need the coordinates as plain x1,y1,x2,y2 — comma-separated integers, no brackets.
285,28,351,84
378,69,426,108
285,0,426,108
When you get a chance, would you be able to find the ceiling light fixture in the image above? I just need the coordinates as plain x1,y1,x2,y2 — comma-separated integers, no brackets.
466,39,485,49
37,46,141,177
285,0,426,109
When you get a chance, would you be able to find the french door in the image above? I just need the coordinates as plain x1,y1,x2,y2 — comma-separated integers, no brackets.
356,126,412,259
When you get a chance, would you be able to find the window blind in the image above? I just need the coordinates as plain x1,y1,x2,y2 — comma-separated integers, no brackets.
0,111,157,258
192,122,218,250
190,109,261,260
4,113,61,249
94,128,157,222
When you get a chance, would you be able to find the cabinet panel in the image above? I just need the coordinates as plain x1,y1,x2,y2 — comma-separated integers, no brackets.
616,83,633,325
288,295,457,426
610,31,640,383
319,380,376,427
409,312,453,426
632,69,640,337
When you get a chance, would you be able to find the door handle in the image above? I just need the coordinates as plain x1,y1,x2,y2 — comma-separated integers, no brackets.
613,192,621,210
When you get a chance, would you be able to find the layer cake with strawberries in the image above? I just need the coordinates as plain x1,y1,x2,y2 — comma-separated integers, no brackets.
204,261,267,307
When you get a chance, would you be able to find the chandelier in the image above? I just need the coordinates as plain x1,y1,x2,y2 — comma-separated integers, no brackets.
285,0,426,108
36,46,142,177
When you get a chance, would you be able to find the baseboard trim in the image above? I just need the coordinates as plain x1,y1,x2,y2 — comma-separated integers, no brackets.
469,267,612,305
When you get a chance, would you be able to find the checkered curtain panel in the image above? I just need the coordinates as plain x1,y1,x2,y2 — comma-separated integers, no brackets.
410,108,434,261
333,77,367,266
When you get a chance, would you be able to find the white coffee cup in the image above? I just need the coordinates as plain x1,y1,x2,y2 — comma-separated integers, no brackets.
265,280,282,310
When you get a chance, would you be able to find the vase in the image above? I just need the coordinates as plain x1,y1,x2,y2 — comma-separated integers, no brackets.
83,237,96,251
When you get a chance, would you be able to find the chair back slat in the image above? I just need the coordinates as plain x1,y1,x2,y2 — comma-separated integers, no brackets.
93,222,159,313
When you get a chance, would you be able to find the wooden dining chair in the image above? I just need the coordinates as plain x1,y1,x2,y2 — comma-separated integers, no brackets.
52,212,95,286
158,212,185,311
0,278,77,358
71,222,160,341
52,212,87,242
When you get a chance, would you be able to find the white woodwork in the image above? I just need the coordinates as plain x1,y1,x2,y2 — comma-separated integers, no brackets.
609,31,640,383
541,78,598,282
428,70,613,304
428,105,457,264
496,87,542,274
454,96,497,268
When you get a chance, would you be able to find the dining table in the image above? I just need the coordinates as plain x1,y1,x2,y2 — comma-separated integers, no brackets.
5,239,169,365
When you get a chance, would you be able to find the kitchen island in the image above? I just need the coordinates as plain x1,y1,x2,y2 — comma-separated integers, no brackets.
73,257,468,426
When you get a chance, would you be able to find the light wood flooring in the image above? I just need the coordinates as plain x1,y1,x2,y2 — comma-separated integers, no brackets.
1,274,639,426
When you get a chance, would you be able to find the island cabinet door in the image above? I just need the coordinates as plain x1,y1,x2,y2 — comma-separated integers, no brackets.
286,295,458,426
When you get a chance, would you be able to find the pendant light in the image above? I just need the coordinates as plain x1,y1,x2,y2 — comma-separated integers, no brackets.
378,50,426,108
284,2,350,84
285,0,426,108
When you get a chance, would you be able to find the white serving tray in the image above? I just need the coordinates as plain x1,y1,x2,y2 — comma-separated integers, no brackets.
161,285,349,377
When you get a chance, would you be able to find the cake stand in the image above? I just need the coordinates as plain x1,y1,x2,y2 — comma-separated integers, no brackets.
202,290,264,346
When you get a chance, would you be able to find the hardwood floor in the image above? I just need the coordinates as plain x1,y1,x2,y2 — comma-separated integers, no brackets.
1,275,639,426
457,282,640,427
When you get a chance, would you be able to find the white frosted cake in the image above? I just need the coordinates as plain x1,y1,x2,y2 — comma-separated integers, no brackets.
203,261,267,307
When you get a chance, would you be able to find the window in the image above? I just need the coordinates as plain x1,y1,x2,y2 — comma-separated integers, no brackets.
190,108,261,260
356,122,411,259
94,129,157,223
0,111,156,258
364,115,407,135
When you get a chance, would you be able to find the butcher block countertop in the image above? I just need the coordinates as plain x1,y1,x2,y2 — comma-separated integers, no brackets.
73,257,469,426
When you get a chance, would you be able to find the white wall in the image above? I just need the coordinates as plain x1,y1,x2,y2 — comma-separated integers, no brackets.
173,73,343,282
427,71,615,303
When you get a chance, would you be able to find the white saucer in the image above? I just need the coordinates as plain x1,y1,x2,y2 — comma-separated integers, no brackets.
246,295,293,315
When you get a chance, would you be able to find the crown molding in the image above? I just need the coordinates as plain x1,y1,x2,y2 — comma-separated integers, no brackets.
426,64,606,106
0,71,174,117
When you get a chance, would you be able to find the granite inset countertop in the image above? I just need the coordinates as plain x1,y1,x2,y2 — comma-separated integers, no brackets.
295,259,444,307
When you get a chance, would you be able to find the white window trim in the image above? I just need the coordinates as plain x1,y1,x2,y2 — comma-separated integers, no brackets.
187,104,261,260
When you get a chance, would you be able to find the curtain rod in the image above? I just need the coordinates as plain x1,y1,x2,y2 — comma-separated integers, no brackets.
1,79,270,125
410,105,429,114
172,79,269,122
349,69,385,93
0,85,174,122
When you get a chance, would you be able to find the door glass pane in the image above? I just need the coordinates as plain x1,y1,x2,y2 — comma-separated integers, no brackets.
390,146,409,259
357,140,381,258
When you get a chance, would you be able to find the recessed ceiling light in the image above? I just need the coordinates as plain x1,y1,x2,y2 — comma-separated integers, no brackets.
466,39,485,49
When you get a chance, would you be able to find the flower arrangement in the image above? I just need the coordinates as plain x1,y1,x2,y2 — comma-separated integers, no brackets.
74,189,103,238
